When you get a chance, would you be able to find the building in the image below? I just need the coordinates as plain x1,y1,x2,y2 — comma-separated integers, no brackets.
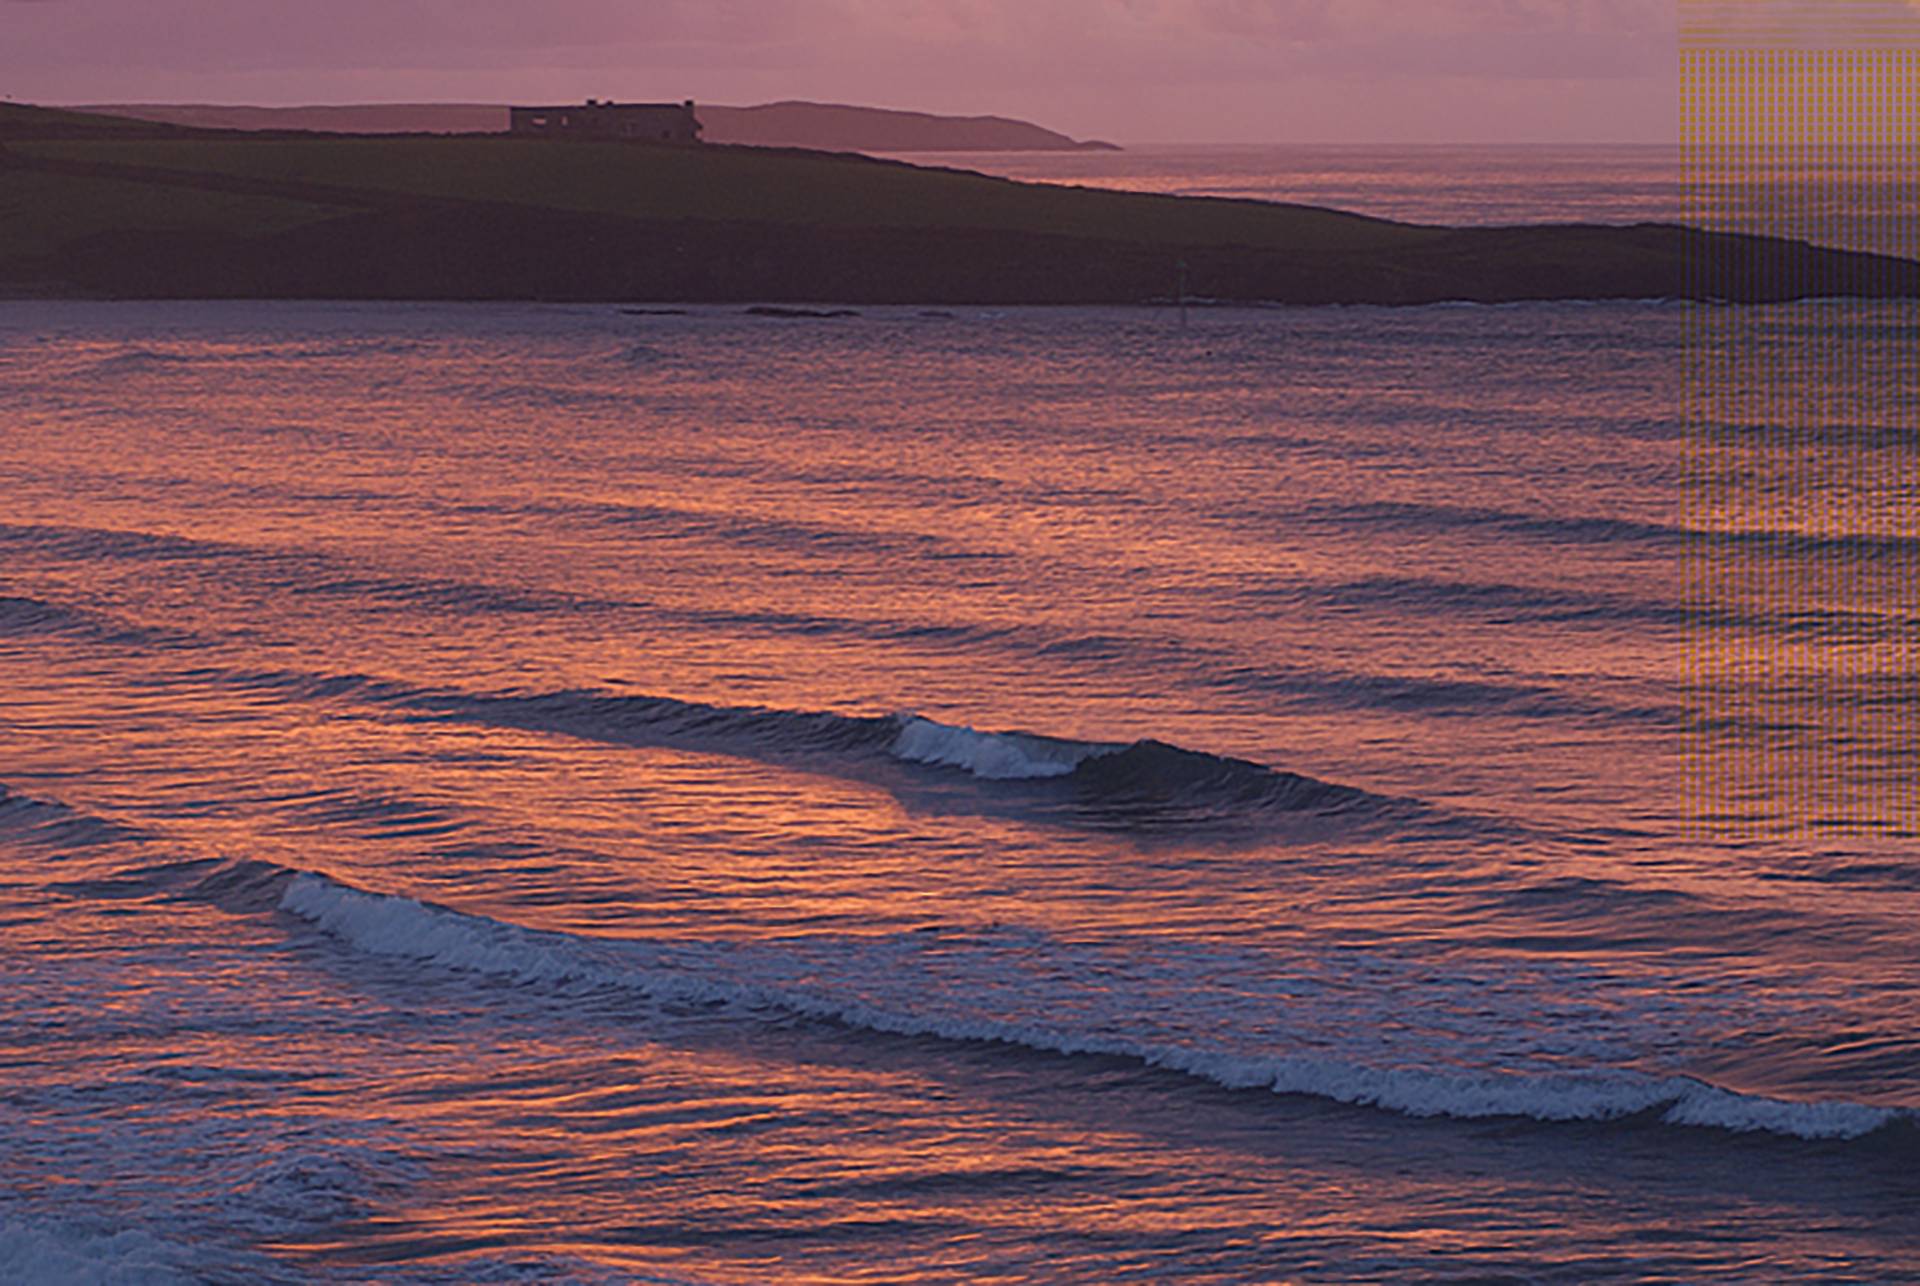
509,100,702,144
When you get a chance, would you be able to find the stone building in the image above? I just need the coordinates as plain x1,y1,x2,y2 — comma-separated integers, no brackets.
508,100,701,144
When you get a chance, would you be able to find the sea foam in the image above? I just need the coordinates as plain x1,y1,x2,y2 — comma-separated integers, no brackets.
889,715,1108,779
0,1217,197,1286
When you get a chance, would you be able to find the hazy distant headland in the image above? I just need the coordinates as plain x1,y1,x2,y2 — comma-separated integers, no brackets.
4,103,1916,306
71,100,1123,153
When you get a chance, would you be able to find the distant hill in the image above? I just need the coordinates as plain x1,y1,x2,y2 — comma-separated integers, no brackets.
71,100,1120,152
696,102,1118,152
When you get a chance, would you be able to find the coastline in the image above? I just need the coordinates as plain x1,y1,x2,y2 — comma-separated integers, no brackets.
15,214,1919,306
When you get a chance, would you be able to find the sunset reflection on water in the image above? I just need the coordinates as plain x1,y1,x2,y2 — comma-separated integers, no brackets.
3,300,1917,1281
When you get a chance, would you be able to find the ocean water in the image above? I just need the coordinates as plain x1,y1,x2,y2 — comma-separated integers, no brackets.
4,294,1917,1283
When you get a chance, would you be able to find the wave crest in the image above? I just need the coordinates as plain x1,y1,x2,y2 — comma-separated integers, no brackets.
887,715,1372,821
890,715,1101,779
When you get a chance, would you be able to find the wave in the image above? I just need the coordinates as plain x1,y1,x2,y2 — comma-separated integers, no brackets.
0,526,630,635
0,1181,634,1285
892,716,1369,815
464,496,984,562
471,382,629,411
82,347,198,374
0,591,187,649
891,715,1100,779
1259,574,1919,646
2,511,984,626
361,683,1387,829
236,339,428,361
0,521,234,564
79,340,426,373
476,690,1382,821
272,867,1910,1144
0,593,95,637
0,1216,201,1286
0,782,149,852
1316,500,1920,561
287,573,588,616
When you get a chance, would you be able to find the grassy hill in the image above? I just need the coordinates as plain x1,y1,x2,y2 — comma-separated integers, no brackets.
4,104,1915,304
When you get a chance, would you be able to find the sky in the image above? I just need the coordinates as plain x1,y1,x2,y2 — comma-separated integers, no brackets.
3,1,1916,144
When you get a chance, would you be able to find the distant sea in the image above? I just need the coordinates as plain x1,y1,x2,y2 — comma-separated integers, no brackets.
895,142,1919,259
2,148,1915,1282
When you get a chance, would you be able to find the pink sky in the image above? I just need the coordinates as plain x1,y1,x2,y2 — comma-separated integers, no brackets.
2,1,1908,143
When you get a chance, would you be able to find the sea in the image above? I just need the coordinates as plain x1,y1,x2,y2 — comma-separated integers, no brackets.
3,146,1917,1283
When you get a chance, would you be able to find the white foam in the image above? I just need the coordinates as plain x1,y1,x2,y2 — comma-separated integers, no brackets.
282,873,614,988
889,715,1107,780
1658,1083,1897,1137
279,872,1904,1143
0,1217,196,1286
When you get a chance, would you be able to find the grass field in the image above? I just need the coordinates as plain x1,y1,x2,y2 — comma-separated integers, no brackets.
0,168,343,261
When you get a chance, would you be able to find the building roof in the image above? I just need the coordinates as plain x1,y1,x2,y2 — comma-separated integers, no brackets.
512,101,694,112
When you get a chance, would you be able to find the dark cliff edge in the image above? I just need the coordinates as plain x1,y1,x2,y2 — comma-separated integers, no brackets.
4,106,1916,306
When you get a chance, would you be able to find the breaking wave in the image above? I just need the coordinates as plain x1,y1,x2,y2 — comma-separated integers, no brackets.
270,867,1911,1144
890,715,1369,814
890,715,1104,779
0,1217,201,1286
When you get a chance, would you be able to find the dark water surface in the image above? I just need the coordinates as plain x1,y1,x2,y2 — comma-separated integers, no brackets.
2,298,1917,1282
